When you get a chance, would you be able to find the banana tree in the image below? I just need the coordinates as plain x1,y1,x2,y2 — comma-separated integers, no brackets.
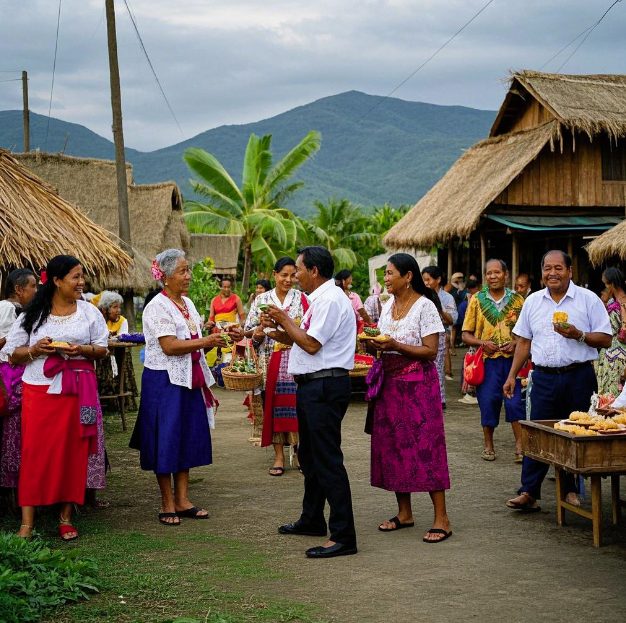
183,131,321,292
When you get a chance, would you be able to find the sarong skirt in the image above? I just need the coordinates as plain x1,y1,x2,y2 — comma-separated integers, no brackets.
19,383,89,506
138,368,212,474
371,360,450,492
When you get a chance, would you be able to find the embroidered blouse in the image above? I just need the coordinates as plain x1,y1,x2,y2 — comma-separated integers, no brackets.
0,300,109,386
378,295,444,347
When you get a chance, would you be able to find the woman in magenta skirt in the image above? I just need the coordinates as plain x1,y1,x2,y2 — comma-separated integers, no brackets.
365,253,452,543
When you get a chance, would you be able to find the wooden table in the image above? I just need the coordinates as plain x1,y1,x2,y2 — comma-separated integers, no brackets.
520,420,626,546
99,340,142,431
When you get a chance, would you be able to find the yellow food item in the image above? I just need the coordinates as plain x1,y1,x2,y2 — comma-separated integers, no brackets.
357,333,368,340
611,413,626,425
553,312,568,324
373,334,391,342
590,419,619,431
555,422,597,435
49,341,71,348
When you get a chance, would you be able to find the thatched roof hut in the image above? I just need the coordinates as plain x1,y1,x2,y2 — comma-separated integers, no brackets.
188,234,242,277
0,148,132,280
13,152,189,291
384,70,626,291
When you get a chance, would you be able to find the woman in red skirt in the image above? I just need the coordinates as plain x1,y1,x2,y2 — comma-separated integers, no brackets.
1,255,109,540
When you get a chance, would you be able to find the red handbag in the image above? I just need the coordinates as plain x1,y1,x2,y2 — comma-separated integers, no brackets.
463,347,485,386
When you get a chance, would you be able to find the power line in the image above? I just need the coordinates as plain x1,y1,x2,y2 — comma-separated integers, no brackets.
122,0,184,136
0,78,22,83
539,24,595,71
354,0,496,125
45,0,63,151
553,0,623,73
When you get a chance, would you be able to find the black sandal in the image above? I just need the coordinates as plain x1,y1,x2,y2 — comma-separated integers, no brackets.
269,466,285,477
177,506,209,519
158,512,180,526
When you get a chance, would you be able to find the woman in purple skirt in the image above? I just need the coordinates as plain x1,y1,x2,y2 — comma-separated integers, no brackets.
365,253,452,543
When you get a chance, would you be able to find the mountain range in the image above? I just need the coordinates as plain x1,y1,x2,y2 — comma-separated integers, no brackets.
0,91,496,216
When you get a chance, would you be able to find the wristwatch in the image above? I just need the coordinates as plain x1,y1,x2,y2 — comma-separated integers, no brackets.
577,331,586,344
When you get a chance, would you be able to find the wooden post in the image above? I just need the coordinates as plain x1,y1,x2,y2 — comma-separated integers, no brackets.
512,232,519,286
447,244,453,283
480,231,486,275
106,0,135,330
567,237,577,283
22,71,29,152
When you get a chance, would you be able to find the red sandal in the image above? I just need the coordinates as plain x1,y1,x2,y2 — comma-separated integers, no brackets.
59,519,79,541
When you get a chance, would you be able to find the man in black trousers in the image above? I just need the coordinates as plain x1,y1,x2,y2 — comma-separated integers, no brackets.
263,246,357,558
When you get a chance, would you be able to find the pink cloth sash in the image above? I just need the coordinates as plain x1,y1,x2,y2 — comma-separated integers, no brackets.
365,354,425,401
43,355,98,446
190,334,219,410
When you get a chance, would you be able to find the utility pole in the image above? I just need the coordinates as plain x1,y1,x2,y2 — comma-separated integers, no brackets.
105,0,136,328
22,71,29,152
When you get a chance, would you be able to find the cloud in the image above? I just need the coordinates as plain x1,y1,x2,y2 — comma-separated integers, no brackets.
1,0,625,150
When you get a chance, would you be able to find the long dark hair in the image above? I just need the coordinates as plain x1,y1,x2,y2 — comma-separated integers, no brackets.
21,255,81,334
387,253,442,312
603,267,625,291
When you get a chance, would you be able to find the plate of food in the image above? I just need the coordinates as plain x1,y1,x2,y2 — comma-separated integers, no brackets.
48,340,73,350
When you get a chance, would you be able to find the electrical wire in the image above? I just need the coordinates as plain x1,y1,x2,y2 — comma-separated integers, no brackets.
354,0,496,125
45,0,63,151
122,0,184,136
0,78,22,83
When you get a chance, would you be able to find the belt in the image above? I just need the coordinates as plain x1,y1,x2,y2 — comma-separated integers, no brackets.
293,368,349,384
535,361,592,375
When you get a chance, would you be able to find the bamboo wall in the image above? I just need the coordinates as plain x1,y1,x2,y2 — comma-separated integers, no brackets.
509,99,554,133
494,132,626,208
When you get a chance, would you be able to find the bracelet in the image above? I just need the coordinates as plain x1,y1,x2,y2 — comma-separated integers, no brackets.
27,347,35,362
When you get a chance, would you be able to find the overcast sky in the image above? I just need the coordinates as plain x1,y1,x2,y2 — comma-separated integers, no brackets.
1,0,625,151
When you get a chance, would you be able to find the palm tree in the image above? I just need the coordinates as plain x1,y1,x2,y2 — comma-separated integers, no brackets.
305,198,377,270
183,131,321,292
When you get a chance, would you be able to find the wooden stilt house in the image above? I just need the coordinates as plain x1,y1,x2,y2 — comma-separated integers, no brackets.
384,70,626,291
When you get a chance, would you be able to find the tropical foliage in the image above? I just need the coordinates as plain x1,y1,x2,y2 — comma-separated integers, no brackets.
183,131,321,293
186,256,221,317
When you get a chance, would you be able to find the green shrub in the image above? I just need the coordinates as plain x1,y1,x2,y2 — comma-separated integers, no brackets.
0,532,99,622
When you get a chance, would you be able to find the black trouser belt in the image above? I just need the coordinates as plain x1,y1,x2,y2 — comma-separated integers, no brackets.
293,368,349,385
535,361,592,375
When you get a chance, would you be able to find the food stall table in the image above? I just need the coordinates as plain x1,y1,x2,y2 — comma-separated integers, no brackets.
99,340,142,431
520,420,626,546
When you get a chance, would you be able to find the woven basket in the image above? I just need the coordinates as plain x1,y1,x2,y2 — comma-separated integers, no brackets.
222,368,263,391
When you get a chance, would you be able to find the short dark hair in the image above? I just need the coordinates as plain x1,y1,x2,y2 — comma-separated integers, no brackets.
6,268,35,297
255,278,271,291
484,258,508,273
335,269,352,281
421,265,442,281
466,279,479,289
297,246,334,279
541,250,572,269
220,278,232,286
273,256,295,273
603,267,625,290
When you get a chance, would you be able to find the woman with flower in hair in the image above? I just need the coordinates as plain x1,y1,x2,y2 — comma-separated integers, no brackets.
132,249,242,525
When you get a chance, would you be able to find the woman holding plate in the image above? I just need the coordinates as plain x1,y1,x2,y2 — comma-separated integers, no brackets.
364,253,452,543
245,257,309,476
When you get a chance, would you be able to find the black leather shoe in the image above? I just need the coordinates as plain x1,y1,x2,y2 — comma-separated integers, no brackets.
305,543,358,558
278,520,327,537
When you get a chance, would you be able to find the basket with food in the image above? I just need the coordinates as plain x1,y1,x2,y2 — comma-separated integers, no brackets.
221,341,263,391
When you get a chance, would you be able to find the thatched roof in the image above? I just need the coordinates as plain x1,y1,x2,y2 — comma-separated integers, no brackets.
586,220,626,266
492,70,626,140
13,152,189,291
0,148,132,279
188,234,242,275
384,121,560,248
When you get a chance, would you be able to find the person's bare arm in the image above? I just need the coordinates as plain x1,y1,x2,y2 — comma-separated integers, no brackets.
237,297,246,325
358,308,373,324
367,333,438,361
503,336,531,398
159,333,226,356
462,330,499,355
0,337,6,350
554,323,612,349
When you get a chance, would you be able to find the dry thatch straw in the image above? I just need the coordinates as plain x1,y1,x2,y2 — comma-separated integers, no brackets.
188,234,242,275
13,152,189,291
586,218,626,266
384,121,560,249
0,148,132,280
513,70,626,141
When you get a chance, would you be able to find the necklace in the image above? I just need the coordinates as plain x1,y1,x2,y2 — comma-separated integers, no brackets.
52,300,77,316
163,291,197,334
390,292,415,332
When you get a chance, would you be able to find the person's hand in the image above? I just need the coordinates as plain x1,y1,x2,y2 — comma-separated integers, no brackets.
481,340,499,355
364,336,398,352
204,320,215,330
64,343,83,357
226,327,244,342
553,323,582,340
503,376,516,399
499,341,516,355
265,305,289,328
203,334,226,349
252,327,266,342
33,337,55,356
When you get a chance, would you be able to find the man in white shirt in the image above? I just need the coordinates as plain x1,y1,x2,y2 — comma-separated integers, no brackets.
263,246,357,558
503,250,611,511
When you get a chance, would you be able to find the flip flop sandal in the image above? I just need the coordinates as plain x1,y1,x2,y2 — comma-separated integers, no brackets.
481,450,496,461
423,528,452,543
158,512,181,526
177,506,209,519
506,493,541,512
92,498,111,509
59,520,79,541
269,466,285,477
378,516,415,532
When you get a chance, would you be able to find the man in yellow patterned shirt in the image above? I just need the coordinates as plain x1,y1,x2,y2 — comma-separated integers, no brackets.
462,259,525,462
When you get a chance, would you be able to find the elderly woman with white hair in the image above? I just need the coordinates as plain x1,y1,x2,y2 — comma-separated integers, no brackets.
132,249,242,525
97,290,128,337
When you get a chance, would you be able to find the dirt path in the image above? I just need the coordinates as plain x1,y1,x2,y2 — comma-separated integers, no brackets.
108,352,626,623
